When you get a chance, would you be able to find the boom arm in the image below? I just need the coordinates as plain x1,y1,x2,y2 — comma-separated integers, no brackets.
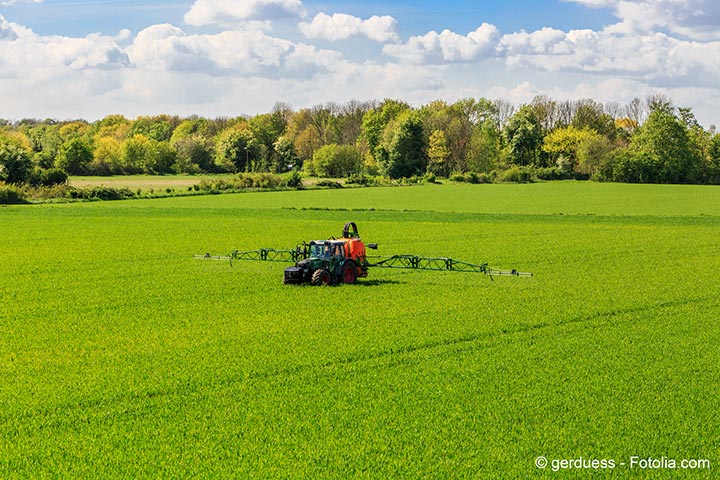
367,255,532,278
194,247,307,266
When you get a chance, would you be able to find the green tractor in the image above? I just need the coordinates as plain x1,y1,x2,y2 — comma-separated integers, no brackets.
283,222,377,285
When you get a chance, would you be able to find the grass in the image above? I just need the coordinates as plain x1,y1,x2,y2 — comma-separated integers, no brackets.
1,182,719,478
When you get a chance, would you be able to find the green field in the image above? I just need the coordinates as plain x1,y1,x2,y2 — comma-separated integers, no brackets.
1,182,719,478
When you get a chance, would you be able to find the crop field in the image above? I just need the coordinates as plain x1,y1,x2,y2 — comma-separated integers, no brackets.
1,182,719,478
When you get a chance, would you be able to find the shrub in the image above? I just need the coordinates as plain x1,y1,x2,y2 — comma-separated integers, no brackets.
423,173,438,184
197,173,286,192
450,172,491,184
496,166,535,183
315,180,343,189
346,174,374,186
284,170,303,189
69,186,136,201
0,183,28,204
535,167,570,181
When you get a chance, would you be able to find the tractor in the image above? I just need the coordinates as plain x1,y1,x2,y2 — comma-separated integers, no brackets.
196,222,532,284
282,222,376,285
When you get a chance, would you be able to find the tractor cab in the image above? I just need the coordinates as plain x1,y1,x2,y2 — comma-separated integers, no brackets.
308,241,345,260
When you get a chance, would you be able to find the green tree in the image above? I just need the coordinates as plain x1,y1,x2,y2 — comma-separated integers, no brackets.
92,137,123,175
170,118,213,173
466,118,501,173
306,144,362,178
385,114,426,179
121,134,151,174
570,99,616,139
130,115,177,142
706,134,720,184
250,113,286,171
215,127,259,172
0,136,33,184
273,136,299,171
630,109,702,183
56,137,93,175
145,141,176,174
360,99,411,166
542,126,605,172
576,135,615,177
427,129,451,176
504,106,543,166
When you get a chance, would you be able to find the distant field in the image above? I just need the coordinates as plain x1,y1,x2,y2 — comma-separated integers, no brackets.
69,174,227,192
1,182,718,478
69,174,342,192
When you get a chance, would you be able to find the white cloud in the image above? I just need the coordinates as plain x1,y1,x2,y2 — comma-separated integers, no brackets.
383,23,500,64
0,15,128,83
184,0,305,27
127,23,340,77
565,0,720,40
0,0,42,6
501,28,720,85
299,13,399,42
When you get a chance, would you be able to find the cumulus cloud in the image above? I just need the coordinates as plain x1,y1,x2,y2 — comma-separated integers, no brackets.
0,0,43,6
299,13,399,42
184,0,305,27
0,14,128,82
126,23,340,78
564,0,720,40
383,23,500,64
500,27,720,85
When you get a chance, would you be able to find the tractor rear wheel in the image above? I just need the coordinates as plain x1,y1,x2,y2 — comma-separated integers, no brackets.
342,261,357,284
311,268,331,286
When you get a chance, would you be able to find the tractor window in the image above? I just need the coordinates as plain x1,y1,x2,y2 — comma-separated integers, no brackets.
310,243,331,258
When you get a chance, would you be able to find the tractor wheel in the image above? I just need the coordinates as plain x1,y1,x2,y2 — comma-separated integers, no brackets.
311,269,332,286
341,261,357,284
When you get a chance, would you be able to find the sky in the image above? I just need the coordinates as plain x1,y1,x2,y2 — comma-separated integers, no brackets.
1,0,719,127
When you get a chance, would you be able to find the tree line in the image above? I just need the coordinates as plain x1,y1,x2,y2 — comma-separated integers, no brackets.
1,94,719,186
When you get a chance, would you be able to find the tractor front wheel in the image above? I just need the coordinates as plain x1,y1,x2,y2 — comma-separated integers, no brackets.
311,269,332,286
342,261,357,284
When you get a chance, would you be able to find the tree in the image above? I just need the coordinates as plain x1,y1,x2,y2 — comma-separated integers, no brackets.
466,118,501,173
542,126,604,171
427,130,451,176
130,115,177,142
249,113,286,171
503,105,542,166
273,136,299,171
706,134,720,184
385,114,426,179
145,140,176,174
360,99,411,166
56,137,93,175
170,118,213,173
215,127,259,172
0,136,32,184
306,144,362,178
630,109,702,183
576,135,615,177
604,149,663,183
92,137,123,175
121,134,151,174
570,99,616,139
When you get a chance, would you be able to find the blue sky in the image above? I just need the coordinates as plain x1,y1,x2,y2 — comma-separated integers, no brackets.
1,0,719,126
2,1,616,37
